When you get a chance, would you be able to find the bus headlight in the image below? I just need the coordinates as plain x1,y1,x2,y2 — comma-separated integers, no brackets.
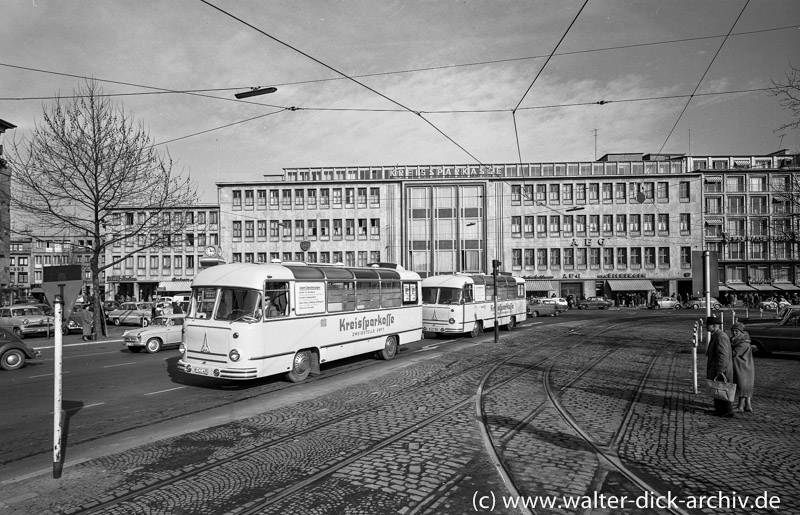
229,349,241,362
448,318,456,324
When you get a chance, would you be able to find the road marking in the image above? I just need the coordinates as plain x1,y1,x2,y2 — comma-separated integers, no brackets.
144,386,187,396
420,344,440,351
103,362,137,368
32,339,124,351
28,372,69,378
50,402,105,414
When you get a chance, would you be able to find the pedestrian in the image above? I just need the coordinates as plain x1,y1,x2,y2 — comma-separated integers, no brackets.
730,321,754,413
705,316,735,417
81,305,93,341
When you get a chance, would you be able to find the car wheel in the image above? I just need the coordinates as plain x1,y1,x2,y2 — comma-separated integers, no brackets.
145,338,162,354
505,316,516,331
691,304,699,309
554,310,561,317
12,327,24,339
129,347,142,353
378,335,398,360
113,318,121,326
1,349,26,371
531,310,539,317
469,320,483,338
713,303,722,310
286,350,312,383
653,304,661,309
751,340,770,357
61,324,70,335
674,304,682,310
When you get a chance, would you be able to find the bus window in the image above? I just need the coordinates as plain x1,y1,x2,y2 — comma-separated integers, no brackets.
192,287,216,319
463,285,474,303
382,281,402,307
327,281,355,312
438,287,462,305
264,282,290,318
216,288,262,321
420,286,437,305
403,281,419,305
356,280,380,309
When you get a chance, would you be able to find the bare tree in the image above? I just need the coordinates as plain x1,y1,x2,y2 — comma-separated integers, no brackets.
5,80,198,332
771,63,800,133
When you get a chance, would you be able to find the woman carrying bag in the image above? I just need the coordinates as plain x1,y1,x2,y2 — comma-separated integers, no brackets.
730,321,755,413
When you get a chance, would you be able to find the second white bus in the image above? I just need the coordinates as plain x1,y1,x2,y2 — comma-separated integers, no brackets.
176,262,422,382
421,273,527,337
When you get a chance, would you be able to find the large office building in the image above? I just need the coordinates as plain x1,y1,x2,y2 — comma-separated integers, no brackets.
214,151,798,302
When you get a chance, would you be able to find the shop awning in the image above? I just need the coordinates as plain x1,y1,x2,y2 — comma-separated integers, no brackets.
157,280,192,293
606,279,655,291
704,175,723,183
748,284,776,291
775,283,800,291
718,284,732,292
704,218,724,225
525,280,556,291
727,283,756,292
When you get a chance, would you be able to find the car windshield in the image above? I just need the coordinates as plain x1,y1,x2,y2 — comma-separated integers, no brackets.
153,316,173,326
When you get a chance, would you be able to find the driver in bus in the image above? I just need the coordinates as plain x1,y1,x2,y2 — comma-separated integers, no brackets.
264,296,279,318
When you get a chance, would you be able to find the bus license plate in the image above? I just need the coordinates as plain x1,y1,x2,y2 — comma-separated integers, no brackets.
192,367,208,376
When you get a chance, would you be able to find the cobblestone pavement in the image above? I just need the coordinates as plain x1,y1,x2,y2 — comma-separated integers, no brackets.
0,312,797,514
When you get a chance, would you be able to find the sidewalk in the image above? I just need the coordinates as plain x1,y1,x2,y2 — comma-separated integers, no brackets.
1,315,797,514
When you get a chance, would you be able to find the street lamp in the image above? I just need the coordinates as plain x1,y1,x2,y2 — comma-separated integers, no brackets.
234,87,278,99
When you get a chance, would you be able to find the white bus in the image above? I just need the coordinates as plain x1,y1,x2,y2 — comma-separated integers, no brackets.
421,273,527,337
176,262,422,382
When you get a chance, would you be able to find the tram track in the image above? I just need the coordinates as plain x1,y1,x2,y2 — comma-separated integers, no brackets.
67,321,589,514
476,316,691,515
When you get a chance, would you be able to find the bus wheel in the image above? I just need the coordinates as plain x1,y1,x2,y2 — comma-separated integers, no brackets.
286,350,312,383
378,335,398,360
505,316,516,331
469,321,483,338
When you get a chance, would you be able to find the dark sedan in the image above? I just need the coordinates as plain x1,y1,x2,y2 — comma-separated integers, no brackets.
745,306,800,355
0,326,41,370
577,296,614,309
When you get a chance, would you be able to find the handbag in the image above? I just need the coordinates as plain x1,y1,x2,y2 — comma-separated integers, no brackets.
706,373,737,402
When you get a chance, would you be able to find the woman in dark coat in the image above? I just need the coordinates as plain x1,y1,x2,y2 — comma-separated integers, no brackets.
80,306,93,341
730,322,755,412
706,316,734,417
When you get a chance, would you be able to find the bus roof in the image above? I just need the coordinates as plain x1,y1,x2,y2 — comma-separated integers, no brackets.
421,274,524,288
191,262,419,288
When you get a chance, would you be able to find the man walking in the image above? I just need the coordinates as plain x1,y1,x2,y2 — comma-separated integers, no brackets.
706,316,734,417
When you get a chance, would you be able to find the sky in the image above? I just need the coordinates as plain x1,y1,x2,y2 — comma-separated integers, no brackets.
2,0,799,203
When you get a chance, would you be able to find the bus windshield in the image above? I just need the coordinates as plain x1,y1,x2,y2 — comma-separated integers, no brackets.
422,287,462,305
189,287,263,322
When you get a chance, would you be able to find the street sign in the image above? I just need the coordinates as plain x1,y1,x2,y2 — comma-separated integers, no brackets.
42,265,84,318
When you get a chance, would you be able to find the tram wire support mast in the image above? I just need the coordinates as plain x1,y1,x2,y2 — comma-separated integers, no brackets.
492,259,501,343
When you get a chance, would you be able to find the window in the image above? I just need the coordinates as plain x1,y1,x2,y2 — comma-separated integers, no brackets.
333,219,343,237
282,220,292,238
616,247,627,267
232,221,242,239
295,219,304,238
590,248,600,268
524,216,534,237
549,184,560,203
245,190,254,206
307,189,317,206
680,247,691,268
603,248,614,268
209,211,218,224
536,249,548,269
728,196,745,214
642,182,654,202
511,185,522,204
245,221,254,239
562,184,573,203
232,190,242,207
370,219,380,237
705,197,722,214
536,216,547,236
524,249,534,268
644,247,656,268
358,219,367,237
345,188,354,206
576,183,586,203
576,215,586,236
257,190,267,206
258,220,267,238
294,189,304,206
602,215,613,234
589,183,599,202
550,248,561,267
750,196,767,214
320,189,330,207
270,221,281,238
564,248,574,268
321,219,330,237
658,247,670,268
657,214,669,233
643,214,655,234
512,249,522,268
576,248,587,268
749,176,767,192
615,183,626,202
656,182,669,202
562,215,573,235
345,219,355,237
629,214,641,233
307,220,317,238
726,176,744,192
630,247,641,268
535,184,546,202
270,190,279,206
679,181,690,201
282,190,292,207
549,215,560,236
588,215,599,235
601,183,612,202
680,214,691,234
511,216,521,236
615,214,627,234
369,187,380,205
333,188,342,206
163,255,171,270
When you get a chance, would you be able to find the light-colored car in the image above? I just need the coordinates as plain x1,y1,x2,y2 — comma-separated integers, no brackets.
685,297,722,310
746,306,800,355
542,297,569,310
577,296,613,309
0,305,55,339
123,314,185,353
108,302,154,327
651,296,683,309
757,298,791,311
527,298,561,317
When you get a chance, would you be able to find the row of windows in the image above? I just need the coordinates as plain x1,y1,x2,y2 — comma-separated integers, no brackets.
112,233,220,248
111,210,219,227
231,187,381,209
705,196,793,215
692,158,788,170
230,251,382,268
509,181,690,205
231,219,381,239
702,175,793,192
509,246,688,269
704,219,794,238
113,255,199,271
509,213,692,237
724,264,795,283
704,241,797,261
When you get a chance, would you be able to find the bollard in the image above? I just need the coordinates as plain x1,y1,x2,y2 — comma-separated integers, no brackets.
691,326,698,394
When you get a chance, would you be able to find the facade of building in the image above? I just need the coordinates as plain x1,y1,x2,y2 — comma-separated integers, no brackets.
104,204,220,302
0,118,17,306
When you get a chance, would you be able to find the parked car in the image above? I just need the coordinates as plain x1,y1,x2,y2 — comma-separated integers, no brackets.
577,296,613,310
746,306,800,355
0,305,55,338
651,296,683,309
527,298,561,317
123,314,185,353
757,298,791,310
108,302,154,327
542,297,569,310
0,326,41,370
685,297,722,310
26,303,53,316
